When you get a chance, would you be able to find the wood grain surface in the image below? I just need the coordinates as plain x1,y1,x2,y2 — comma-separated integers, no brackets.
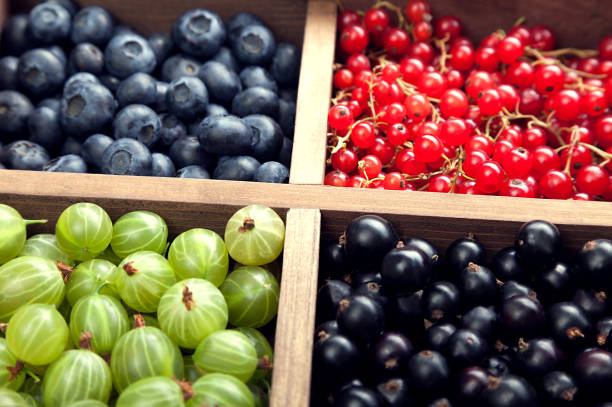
289,0,337,184
270,208,321,407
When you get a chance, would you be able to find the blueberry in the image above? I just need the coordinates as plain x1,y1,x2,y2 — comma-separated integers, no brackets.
239,66,278,93
104,34,156,79
27,106,64,154
28,3,71,44
226,13,265,44
213,155,260,181
197,114,254,155
70,6,114,47
278,136,293,167
254,161,288,183
0,57,19,90
0,90,33,136
81,133,113,170
99,74,121,93
172,9,226,59
18,49,65,99
60,136,83,156
43,154,87,173
232,86,279,118
37,97,61,112
198,61,242,107
152,152,176,177
278,98,296,139
154,81,168,112
68,43,104,75
158,113,187,147
232,24,276,66
116,73,157,107
113,104,161,148
60,81,116,138
211,46,240,73
161,54,200,82
169,135,216,170
1,140,49,170
205,103,228,118
243,114,283,161
63,72,99,94
101,137,152,176
271,43,300,86
279,87,298,102
44,0,77,16
1,14,33,56
176,165,211,179
165,76,209,122
148,33,174,64
45,45,67,66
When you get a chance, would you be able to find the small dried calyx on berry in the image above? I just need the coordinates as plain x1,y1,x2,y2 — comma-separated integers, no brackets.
133,314,146,329
566,326,585,339
56,260,74,283
173,377,195,401
7,360,24,381
468,262,480,272
0,323,7,333
79,331,93,351
238,217,255,233
258,354,273,371
123,261,138,276
182,284,196,311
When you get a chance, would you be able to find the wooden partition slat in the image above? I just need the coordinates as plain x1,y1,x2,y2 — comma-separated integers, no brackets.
289,0,337,184
271,208,321,407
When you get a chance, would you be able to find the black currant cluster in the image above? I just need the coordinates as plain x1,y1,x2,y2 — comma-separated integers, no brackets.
313,215,612,406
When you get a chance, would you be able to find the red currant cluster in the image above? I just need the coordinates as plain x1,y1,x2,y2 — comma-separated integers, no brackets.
325,0,612,201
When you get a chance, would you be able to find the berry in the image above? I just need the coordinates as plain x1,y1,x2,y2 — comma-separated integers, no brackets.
474,160,505,194
539,170,573,199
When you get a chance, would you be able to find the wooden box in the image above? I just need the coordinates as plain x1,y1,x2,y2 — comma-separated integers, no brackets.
1,1,612,406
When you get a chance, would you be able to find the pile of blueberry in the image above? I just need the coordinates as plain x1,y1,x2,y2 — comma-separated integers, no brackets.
314,215,612,406
0,0,299,182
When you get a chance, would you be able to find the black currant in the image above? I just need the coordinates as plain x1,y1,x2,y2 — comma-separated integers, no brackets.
514,337,565,381
454,366,488,403
514,220,561,268
427,397,452,407
389,290,423,332
333,386,382,407
457,262,497,308
336,295,385,343
462,305,498,341
350,269,382,287
574,348,612,401
444,328,489,369
573,289,609,321
320,241,350,279
425,322,457,352
404,237,441,272
444,236,486,277
491,247,531,282
315,320,340,343
354,281,389,311
376,378,416,407
317,280,353,323
381,246,432,295
500,295,546,343
576,239,612,290
406,350,450,396
548,302,591,350
500,280,537,302
483,355,512,377
540,371,578,406
422,281,461,322
595,317,612,348
533,262,573,305
371,332,415,378
344,215,399,267
313,334,361,391
480,375,538,407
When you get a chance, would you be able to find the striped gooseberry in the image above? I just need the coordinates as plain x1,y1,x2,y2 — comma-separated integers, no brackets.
0,256,68,322
69,293,130,355
115,251,176,313
235,327,274,384
224,205,285,266
168,228,229,287
0,388,28,407
110,315,183,392
110,211,168,259
66,259,119,306
0,204,46,265
55,203,113,261
18,234,74,265
63,400,108,407
42,349,112,407
6,304,69,366
184,355,203,383
116,376,192,407
157,278,228,349
187,373,255,407
193,330,258,382
0,338,24,391
220,266,280,328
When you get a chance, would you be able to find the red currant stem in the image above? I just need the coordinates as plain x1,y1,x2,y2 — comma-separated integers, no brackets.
334,0,344,13
512,16,526,27
433,33,450,74
525,47,606,79
600,159,611,168
331,88,352,105
366,48,388,60
329,116,377,155
418,182,431,191
403,170,445,182
357,160,369,181
371,1,406,29
563,126,581,174
579,142,612,160
494,29,506,38
362,176,384,187
539,48,598,59
563,76,604,93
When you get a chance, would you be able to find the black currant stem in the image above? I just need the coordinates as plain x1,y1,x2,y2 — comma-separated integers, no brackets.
23,219,47,226
526,47,606,79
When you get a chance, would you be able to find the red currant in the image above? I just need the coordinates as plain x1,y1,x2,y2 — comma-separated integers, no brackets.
480,34,502,48
575,164,610,196
350,121,376,148
358,155,383,179
500,178,535,198
478,88,503,116
368,137,395,165
410,42,435,64
493,139,516,163
331,148,358,173
508,25,531,46
552,89,582,121
328,104,354,130
364,8,389,34
474,160,505,193
599,35,612,60
439,89,468,118
561,126,594,145
503,146,533,178
399,57,425,84
387,122,410,145
384,28,411,57
505,61,534,89
414,21,433,41
539,169,573,199
347,174,367,188
428,174,453,192
440,118,470,147
405,0,431,23
414,134,444,163
572,192,592,201
458,180,478,194
577,57,600,74
533,64,565,95
435,16,462,40
351,87,369,108
346,54,371,74
463,149,489,177
465,70,494,99
466,135,494,156
594,115,612,148
404,93,431,122
419,71,447,98
382,102,407,125
522,127,547,150
325,170,349,187
496,36,524,64
450,44,475,71
395,149,427,175
498,127,523,146
383,172,408,190
337,9,361,31
531,145,561,177
560,144,592,175
333,68,354,89
530,25,555,50
340,25,369,54
497,84,519,112
518,88,543,115
416,121,441,138
445,69,464,89
474,46,499,71
382,63,401,82
582,89,608,117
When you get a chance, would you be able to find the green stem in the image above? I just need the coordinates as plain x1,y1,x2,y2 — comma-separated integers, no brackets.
23,219,47,226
